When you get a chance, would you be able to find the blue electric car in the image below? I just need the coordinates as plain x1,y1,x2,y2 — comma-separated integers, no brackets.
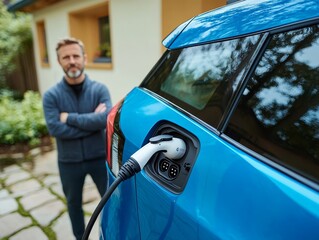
100,0,319,239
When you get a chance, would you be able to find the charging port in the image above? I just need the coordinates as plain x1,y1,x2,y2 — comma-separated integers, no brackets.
159,159,170,172
168,164,179,179
158,159,180,180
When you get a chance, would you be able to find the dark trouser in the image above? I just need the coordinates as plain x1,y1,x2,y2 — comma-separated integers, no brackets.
58,159,108,240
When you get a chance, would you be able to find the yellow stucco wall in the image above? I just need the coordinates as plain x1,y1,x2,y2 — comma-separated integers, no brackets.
162,0,227,40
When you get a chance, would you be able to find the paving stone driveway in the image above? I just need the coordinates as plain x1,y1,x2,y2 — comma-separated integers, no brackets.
0,150,101,240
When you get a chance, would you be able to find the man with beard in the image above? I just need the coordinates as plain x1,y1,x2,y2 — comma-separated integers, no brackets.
42,37,112,240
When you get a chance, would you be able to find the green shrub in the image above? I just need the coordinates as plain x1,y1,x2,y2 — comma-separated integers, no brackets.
0,90,48,146
0,2,32,87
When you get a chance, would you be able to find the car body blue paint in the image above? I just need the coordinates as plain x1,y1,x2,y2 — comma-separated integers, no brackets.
101,88,319,239
163,0,319,49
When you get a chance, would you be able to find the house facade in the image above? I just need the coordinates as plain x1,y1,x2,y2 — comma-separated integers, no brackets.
8,0,228,103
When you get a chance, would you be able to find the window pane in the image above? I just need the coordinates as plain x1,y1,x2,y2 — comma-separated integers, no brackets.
36,21,49,65
98,16,112,59
225,25,319,184
143,35,262,128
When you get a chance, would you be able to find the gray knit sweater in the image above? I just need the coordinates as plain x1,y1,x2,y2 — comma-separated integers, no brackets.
42,75,112,162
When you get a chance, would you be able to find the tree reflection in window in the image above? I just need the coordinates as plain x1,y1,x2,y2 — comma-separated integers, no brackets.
161,36,261,110
227,24,319,183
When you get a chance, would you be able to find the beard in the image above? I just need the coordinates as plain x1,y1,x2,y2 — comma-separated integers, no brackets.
64,65,84,79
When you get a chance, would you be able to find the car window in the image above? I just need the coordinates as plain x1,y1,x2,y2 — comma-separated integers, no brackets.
225,24,319,184
143,34,262,128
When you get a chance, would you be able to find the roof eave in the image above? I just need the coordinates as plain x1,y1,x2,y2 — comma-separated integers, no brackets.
7,0,36,12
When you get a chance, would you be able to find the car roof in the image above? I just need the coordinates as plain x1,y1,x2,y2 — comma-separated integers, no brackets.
163,0,319,49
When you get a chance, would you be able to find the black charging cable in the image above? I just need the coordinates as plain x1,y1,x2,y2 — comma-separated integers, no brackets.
81,158,141,240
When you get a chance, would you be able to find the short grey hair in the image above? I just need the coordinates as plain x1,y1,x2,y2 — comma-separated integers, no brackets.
56,37,85,56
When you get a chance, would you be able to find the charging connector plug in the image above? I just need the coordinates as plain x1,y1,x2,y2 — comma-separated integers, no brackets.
118,135,186,180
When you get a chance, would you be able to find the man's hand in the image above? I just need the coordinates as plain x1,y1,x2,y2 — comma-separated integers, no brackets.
94,103,107,113
60,112,69,123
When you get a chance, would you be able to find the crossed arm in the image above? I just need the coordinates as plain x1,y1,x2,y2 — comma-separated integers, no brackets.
43,87,112,140
60,103,107,123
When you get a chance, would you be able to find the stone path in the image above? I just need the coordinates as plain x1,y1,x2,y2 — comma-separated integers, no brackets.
0,150,101,240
